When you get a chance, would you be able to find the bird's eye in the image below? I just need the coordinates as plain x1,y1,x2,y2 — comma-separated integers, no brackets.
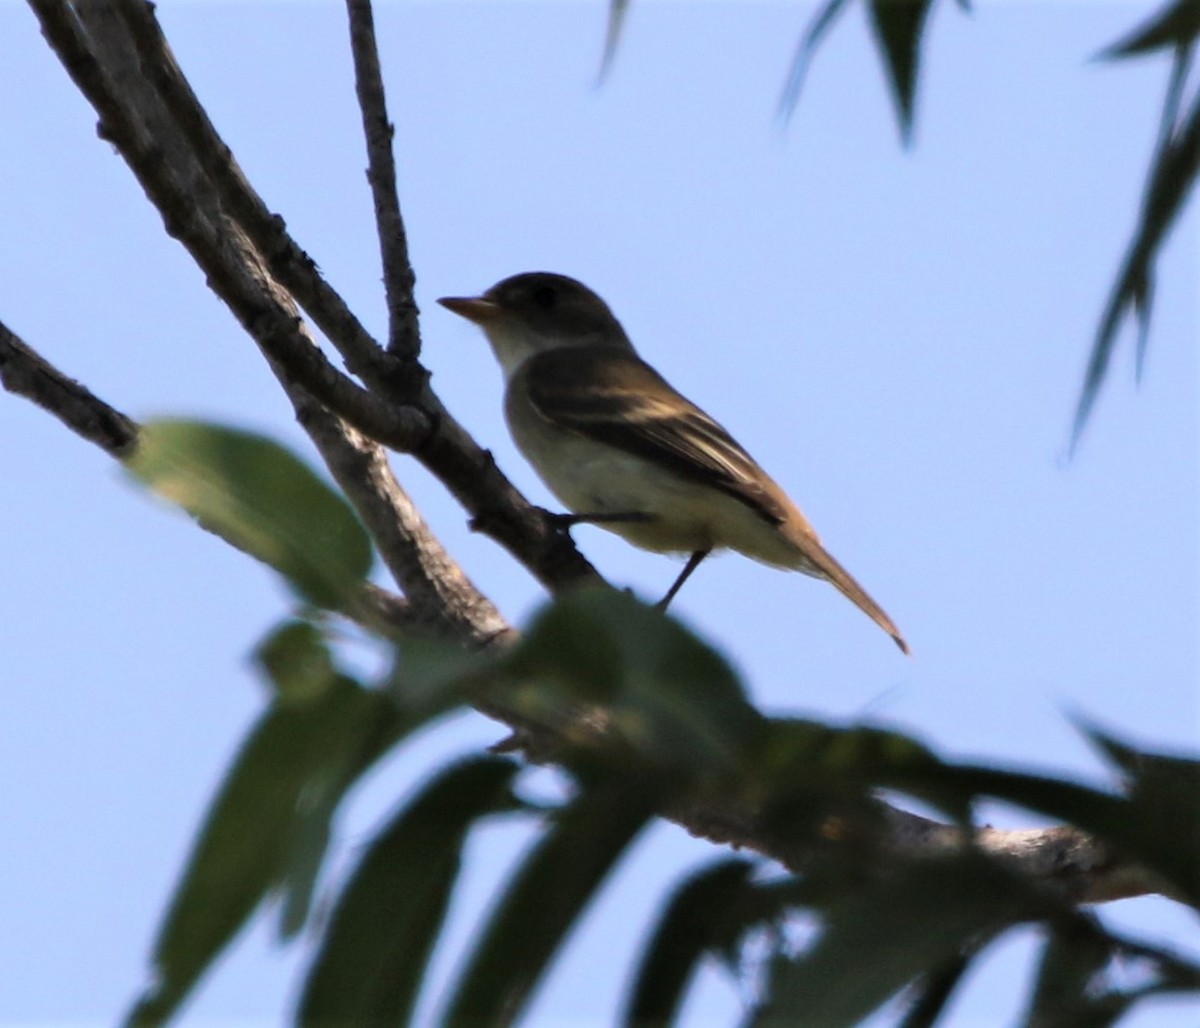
531,285,557,309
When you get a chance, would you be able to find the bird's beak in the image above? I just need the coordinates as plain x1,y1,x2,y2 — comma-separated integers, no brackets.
437,295,503,325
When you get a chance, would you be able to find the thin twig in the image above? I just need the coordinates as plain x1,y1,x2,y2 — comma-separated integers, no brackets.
345,0,421,361
97,0,603,596
0,320,138,457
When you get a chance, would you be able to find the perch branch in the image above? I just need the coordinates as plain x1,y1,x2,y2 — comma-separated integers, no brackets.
14,0,1173,910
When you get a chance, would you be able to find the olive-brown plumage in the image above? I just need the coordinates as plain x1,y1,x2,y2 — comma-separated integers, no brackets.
439,272,909,654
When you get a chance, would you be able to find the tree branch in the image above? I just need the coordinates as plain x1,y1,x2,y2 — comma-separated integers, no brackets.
37,0,603,598
14,0,1173,912
0,318,137,457
345,0,421,362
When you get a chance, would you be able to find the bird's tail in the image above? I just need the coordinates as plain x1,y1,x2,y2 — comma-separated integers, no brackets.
795,537,910,655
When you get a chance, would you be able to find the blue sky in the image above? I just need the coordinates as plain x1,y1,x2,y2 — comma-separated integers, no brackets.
0,2,1196,1026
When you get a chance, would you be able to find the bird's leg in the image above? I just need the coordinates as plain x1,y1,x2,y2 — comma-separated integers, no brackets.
656,548,711,611
547,511,657,530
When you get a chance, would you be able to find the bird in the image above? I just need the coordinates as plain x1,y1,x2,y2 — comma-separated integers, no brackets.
438,271,908,654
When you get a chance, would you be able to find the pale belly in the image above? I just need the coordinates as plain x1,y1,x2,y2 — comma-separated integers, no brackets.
506,400,804,568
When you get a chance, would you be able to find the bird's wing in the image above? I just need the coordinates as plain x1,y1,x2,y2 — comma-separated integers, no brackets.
522,346,788,526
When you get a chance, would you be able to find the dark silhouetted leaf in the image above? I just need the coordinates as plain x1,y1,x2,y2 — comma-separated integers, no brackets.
898,949,975,1028
392,632,501,719
753,855,1036,1027
779,0,856,120
126,420,373,607
935,752,1197,908
598,0,631,84
297,757,521,1028
1025,916,1122,1027
1081,725,1200,905
255,619,337,704
866,0,935,144
124,679,399,1027
623,859,759,1026
753,718,954,851
1097,0,1200,59
1071,59,1200,451
499,589,763,776
443,777,658,1026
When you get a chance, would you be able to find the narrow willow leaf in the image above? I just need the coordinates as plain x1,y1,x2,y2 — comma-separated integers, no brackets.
1080,725,1200,904
1097,0,1200,59
297,757,521,1028
865,0,934,145
938,758,1198,908
442,778,658,1026
597,0,631,84
126,420,373,607
898,950,975,1028
124,680,396,1027
1071,67,1200,451
499,589,763,776
623,859,757,1027
753,718,955,848
778,0,855,121
393,632,499,718
753,855,1036,1027
1025,917,1117,1026
254,619,337,704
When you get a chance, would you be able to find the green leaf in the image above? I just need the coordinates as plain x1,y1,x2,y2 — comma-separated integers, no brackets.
297,757,521,1028
392,632,499,719
1097,0,1200,59
1081,725,1200,904
126,419,373,607
865,0,935,145
597,0,631,84
623,859,758,1026
754,718,954,850
753,854,1035,1027
124,679,399,1028
778,0,856,121
442,777,658,1026
498,589,763,776
1070,62,1200,451
254,619,337,704
897,950,974,1028
1025,916,1123,1027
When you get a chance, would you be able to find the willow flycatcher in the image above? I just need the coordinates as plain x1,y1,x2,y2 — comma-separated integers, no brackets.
439,272,908,654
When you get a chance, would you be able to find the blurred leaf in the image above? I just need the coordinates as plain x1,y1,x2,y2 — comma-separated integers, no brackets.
898,949,974,1028
865,0,935,144
1071,54,1200,450
443,776,658,1026
297,757,520,1028
597,0,631,84
499,589,763,776
754,718,955,850
779,0,855,120
126,420,373,607
937,751,1198,908
1025,914,1200,1025
752,854,1037,1027
1097,0,1200,59
623,859,759,1026
1025,916,1122,1027
255,619,337,704
124,679,399,1027
1081,725,1200,904
393,632,501,718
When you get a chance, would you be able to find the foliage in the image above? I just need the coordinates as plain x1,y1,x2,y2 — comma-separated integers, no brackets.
745,0,1199,449
120,425,1200,1027
12,3,1198,1025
